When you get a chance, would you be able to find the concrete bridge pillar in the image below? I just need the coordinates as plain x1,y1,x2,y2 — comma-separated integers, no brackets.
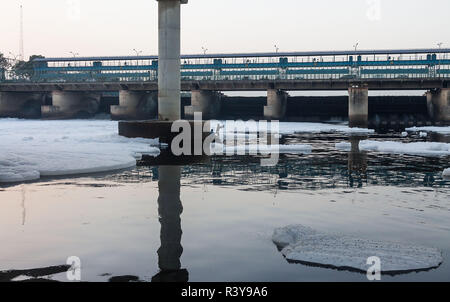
111,91,158,120
264,89,288,120
348,85,369,128
184,90,223,120
42,91,101,119
158,0,188,121
427,88,450,124
0,92,45,119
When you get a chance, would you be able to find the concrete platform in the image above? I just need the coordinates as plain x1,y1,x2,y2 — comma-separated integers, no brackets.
119,120,212,151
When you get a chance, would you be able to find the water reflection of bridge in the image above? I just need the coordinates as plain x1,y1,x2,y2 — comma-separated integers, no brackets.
108,152,450,191
180,158,447,191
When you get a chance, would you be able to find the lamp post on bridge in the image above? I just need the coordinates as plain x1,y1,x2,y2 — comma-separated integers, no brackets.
352,43,359,78
69,51,79,57
437,43,443,77
133,49,143,56
133,49,143,66
8,52,20,62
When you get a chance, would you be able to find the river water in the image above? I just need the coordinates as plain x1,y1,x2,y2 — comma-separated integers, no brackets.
1,123,449,282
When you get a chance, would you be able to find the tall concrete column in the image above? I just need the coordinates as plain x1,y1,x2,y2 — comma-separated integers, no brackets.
42,91,100,119
121,0,209,146
0,92,44,118
264,89,288,120
111,90,158,120
184,90,223,120
157,0,188,121
348,85,369,128
427,88,450,124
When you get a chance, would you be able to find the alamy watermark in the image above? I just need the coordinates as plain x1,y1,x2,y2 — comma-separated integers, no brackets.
366,0,382,21
66,0,81,21
170,112,280,166
66,256,81,281
366,256,381,281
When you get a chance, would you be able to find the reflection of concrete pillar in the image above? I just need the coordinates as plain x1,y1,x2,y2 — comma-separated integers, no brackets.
42,91,100,119
264,89,287,120
158,0,188,121
348,86,368,128
111,91,158,120
429,132,450,143
427,89,450,124
0,92,44,118
152,165,188,282
184,90,223,120
348,136,368,188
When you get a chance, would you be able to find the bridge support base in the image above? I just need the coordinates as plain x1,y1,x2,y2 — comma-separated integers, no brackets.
264,89,288,120
0,92,45,119
348,86,368,128
119,120,211,156
42,91,101,119
184,90,223,120
111,91,158,120
427,88,450,125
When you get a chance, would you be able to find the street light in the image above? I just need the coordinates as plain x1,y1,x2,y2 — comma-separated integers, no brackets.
436,43,444,77
69,51,79,57
353,42,359,52
8,52,20,61
274,45,279,53
201,47,208,55
133,49,143,56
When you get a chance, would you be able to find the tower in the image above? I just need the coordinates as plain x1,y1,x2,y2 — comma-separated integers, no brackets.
19,5,24,61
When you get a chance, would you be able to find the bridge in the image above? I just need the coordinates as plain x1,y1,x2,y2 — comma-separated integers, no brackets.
1,48,450,126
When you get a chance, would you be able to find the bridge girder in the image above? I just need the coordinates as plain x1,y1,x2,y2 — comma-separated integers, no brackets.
1,79,448,93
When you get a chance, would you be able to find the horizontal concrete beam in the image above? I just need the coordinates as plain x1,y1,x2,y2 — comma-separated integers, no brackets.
1,79,449,92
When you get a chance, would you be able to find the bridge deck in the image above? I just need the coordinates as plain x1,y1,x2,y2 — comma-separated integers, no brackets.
2,49,450,89
1,79,448,92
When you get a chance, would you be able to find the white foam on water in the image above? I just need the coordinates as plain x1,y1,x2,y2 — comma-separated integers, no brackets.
335,140,450,157
272,225,443,273
443,168,450,178
335,142,352,151
406,126,450,134
0,119,160,183
210,121,374,135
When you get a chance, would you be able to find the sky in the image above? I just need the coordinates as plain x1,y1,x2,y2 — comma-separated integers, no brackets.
1,0,450,59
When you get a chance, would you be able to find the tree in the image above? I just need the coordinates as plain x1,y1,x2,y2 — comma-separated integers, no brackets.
13,55,45,79
0,52,9,69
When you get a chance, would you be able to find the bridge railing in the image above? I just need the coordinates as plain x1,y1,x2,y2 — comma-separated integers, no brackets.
2,51,450,83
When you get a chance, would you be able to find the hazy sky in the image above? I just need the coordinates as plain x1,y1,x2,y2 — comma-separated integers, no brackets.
1,0,449,59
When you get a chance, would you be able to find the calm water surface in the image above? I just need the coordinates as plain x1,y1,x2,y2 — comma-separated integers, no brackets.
1,132,449,282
